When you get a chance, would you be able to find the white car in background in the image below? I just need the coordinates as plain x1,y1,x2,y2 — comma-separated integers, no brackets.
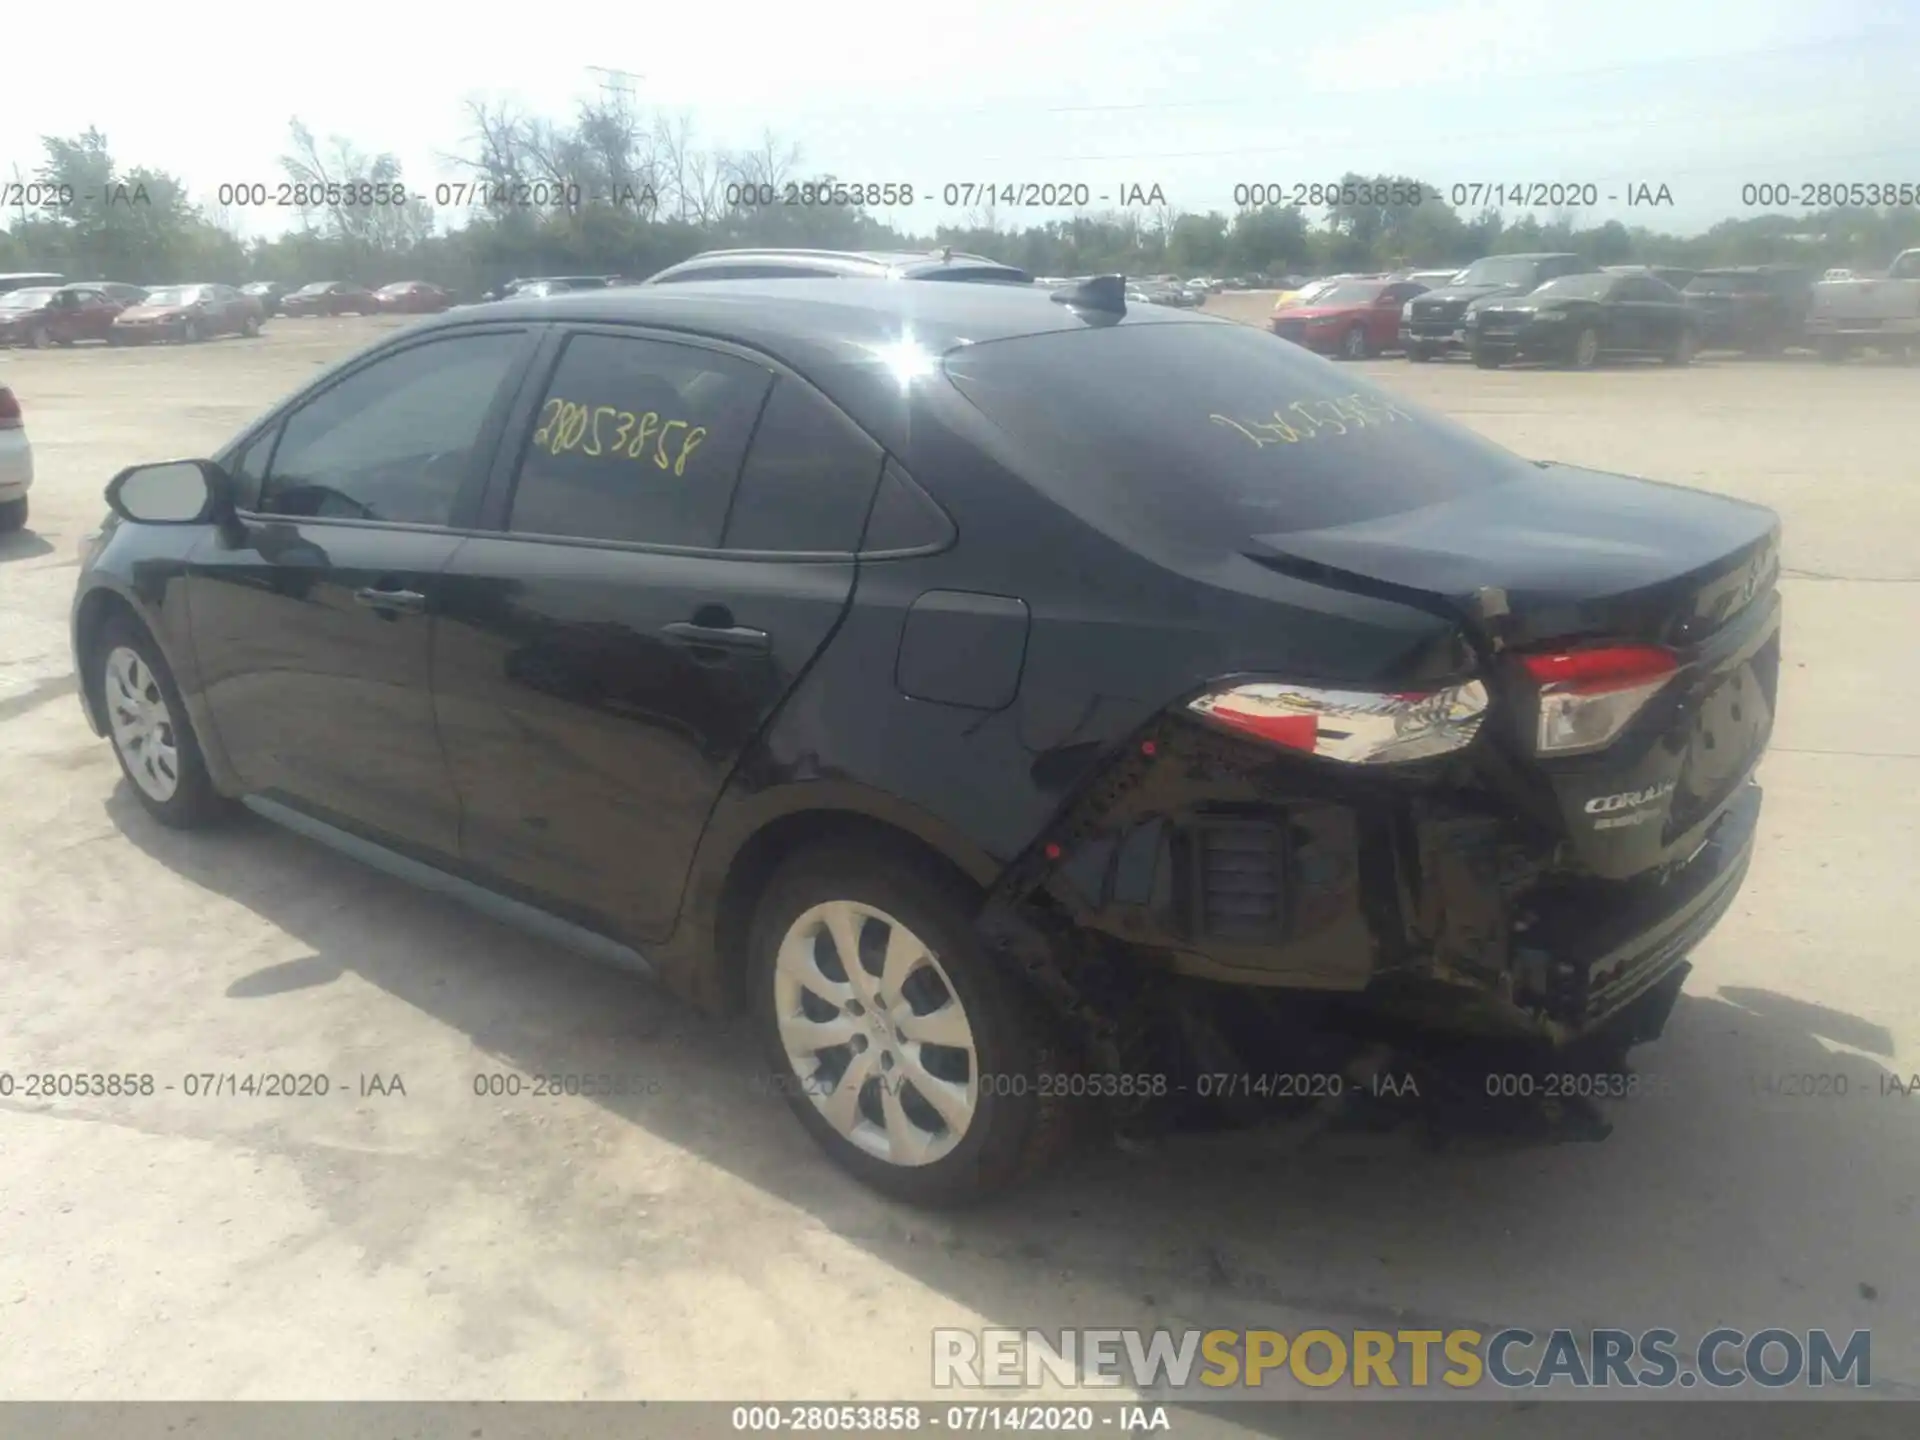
0,380,31,532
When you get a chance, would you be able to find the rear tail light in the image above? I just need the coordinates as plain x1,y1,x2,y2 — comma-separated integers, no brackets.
0,387,20,430
1188,679,1489,764
1521,644,1677,755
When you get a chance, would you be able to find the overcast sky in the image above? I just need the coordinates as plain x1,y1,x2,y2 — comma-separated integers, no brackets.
3,0,1917,239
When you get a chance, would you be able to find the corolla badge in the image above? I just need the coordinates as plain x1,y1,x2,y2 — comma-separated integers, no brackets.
1585,780,1677,829
1585,781,1677,814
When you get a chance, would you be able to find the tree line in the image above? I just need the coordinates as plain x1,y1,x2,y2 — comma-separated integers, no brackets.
6,100,1920,295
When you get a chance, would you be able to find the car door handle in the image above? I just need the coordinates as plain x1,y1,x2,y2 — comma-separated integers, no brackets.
660,621,770,653
353,586,428,614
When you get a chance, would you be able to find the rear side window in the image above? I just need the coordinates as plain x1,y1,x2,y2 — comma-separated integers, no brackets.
721,377,884,552
944,321,1533,546
506,332,773,547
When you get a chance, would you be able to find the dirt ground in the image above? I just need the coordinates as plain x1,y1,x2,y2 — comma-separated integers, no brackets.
1,313,1917,1423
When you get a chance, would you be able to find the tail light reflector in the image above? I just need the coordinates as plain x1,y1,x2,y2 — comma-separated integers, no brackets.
0,388,21,430
1188,679,1489,764
1521,644,1677,755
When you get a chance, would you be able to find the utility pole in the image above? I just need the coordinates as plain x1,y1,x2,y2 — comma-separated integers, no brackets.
586,66,644,101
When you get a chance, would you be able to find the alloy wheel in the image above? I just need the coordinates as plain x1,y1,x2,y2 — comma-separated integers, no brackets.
1575,328,1599,367
1342,326,1368,360
772,899,979,1167
104,645,181,802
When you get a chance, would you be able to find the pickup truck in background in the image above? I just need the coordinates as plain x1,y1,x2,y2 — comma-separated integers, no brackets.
1804,248,1920,362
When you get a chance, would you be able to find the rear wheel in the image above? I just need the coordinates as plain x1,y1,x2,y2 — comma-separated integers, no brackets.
749,843,1073,1206
181,319,202,344
91,617,231,829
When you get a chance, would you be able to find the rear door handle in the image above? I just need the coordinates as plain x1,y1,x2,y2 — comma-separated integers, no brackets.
353,586,428,614
661,621,770,653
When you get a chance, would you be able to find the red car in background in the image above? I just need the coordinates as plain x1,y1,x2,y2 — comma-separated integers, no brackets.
373,281,454,314
0,284,126,347
1269,277,1431,359
281,282,380,317
110,284,262,344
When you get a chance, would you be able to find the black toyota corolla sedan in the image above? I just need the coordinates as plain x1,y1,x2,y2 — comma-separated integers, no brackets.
71,276,1780,1204
1467,270,1701,369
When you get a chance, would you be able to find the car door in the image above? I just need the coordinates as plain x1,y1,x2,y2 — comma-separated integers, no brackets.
432,327,880,942
1372,283,1420,346
44,288,84,343
184,325,538,858
82,289,122,340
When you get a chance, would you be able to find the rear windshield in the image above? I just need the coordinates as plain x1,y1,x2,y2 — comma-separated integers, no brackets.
1532,274,1615,300
1685,273,1764,295
1311,282,1387,306
1455,257,1544,287
944,320,1532,543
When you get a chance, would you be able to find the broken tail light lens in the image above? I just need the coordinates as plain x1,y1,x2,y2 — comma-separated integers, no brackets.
1521,644,1677,755
1188,679,1490,764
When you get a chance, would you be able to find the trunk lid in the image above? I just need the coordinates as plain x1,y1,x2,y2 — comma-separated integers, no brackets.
1247,463,1782,878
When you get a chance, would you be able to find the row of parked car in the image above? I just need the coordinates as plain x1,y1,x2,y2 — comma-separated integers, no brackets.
0,273,476,346
1267,251,1920,367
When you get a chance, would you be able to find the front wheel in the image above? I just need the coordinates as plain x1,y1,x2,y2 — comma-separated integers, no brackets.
27,324,49,350
749,844,1074,1206
1470,341,1502,369
1567,327,1601,369
91,617,232,829
1407,342,1433,362
1339,325,1371,361
181,320,202,344
1665,327,1696,367
1817,337,1850,364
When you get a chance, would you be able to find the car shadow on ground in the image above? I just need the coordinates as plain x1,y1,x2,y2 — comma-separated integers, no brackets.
106,789,1917,1432
0,528,55,562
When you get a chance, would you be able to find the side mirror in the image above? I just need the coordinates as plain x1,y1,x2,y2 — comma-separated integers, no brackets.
105,459,234,526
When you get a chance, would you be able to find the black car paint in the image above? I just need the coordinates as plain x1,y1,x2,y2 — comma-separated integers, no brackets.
74,280,1777,1087
1401,254,1596,354
1469,278,1697,363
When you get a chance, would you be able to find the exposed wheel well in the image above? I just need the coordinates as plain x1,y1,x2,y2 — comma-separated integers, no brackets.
709,809,991,1012
72,589,144,733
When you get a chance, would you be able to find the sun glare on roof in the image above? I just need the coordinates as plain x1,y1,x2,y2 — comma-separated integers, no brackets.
867,332,939,388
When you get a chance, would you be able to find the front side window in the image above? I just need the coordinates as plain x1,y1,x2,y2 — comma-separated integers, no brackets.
259,331,526,525
505,332,773,547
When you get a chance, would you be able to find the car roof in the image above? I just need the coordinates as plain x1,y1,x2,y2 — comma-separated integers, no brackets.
415,276,1209,455
648,248,1028,282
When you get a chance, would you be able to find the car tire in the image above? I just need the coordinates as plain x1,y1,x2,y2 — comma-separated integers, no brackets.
1470,341,1501,369
1407,342,1432,362
1817,337,1849,365
241,315,260,338
0,496,27,532
1665,327,1696,367
27,324,48,350
748,842,1074,1207
1339,326,1371,361
1568,327,1601,369
91,616,232,830
181,320,202,344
